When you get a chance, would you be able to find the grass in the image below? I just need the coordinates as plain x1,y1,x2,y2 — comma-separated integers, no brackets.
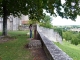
54,40,80,60
0,31,32,60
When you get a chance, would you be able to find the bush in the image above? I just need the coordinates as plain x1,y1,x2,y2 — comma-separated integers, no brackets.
63,31,80,45
71,39,78,45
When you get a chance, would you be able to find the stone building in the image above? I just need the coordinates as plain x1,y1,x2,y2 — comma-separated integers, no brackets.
0,15,29,31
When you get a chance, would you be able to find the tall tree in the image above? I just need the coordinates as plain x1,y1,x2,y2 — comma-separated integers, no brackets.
0,0,80,36
40,15,53,28
0,0,62,36
62,0,80,20
0,0,28,36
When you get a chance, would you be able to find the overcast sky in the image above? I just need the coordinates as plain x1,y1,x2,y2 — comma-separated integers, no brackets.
51,16,80,26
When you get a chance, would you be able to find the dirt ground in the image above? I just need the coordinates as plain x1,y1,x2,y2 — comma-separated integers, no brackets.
30,48,49,60
0,36,16,43
27,38,49,60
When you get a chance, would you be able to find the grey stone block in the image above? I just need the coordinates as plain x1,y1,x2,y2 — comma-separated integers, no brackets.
28,40,42,49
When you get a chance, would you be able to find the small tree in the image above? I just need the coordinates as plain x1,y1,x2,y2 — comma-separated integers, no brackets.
63,31,73,41
71,35,79,45
40,15,53,28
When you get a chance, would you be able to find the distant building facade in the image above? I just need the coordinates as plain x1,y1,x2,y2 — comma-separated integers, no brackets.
70,28,80,32
0,15,29,31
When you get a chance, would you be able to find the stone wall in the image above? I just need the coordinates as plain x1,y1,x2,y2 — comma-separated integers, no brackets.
18,25,29,31
37,25,73,60
0,17,20,31
0,15,29,31
37,25,62,43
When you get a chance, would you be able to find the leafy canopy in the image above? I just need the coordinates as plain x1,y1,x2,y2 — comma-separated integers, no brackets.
0,0,62,21
62,0,80,20
0,0,80,20
39,15,53,28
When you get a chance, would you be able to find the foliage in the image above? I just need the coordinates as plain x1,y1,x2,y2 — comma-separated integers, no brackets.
39,15,53,28
28,19,39,25
53,26,63,38
63,31,80,45
76,33,80,44
0,0,62,35
71,34,79,45
0,31,32,60
0,0,29,35
1,0,80,35
0,0,28,17
0,0,63,20
55,40,80,60
63,31,72,41
62,0,80,20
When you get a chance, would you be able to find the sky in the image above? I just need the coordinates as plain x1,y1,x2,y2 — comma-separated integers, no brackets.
44,10,80,26
51,16,80,26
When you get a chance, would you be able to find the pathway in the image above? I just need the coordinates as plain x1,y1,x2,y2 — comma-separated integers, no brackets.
28,39,49,60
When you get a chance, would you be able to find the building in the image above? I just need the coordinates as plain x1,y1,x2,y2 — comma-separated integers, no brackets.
70,28,80,32
0,15,29,31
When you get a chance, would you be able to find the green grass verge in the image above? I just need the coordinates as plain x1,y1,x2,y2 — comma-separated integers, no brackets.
55,40,80,60
0,31,32,60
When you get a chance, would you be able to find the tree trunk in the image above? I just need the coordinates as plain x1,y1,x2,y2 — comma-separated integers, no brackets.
2,1,8,36
2,14,7,36
34,24,37,39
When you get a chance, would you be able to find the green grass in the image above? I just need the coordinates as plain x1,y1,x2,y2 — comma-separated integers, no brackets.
55,40,80,60
0,31,32,60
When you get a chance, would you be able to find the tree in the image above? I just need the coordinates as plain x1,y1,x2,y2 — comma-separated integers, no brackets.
71,34,79,45
63,31,80,45
0,0,62,36
62,0,80,20
0,0,80,36
63,31,72,41
0,0,28,36
77,33,80,44
39,15,53,28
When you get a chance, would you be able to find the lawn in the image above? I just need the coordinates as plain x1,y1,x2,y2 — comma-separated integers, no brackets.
55,40,80,60
0,31,32,60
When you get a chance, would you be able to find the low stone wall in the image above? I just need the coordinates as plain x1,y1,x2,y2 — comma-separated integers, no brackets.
28,40,42,48
18,25,29,30
37,31,73,60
